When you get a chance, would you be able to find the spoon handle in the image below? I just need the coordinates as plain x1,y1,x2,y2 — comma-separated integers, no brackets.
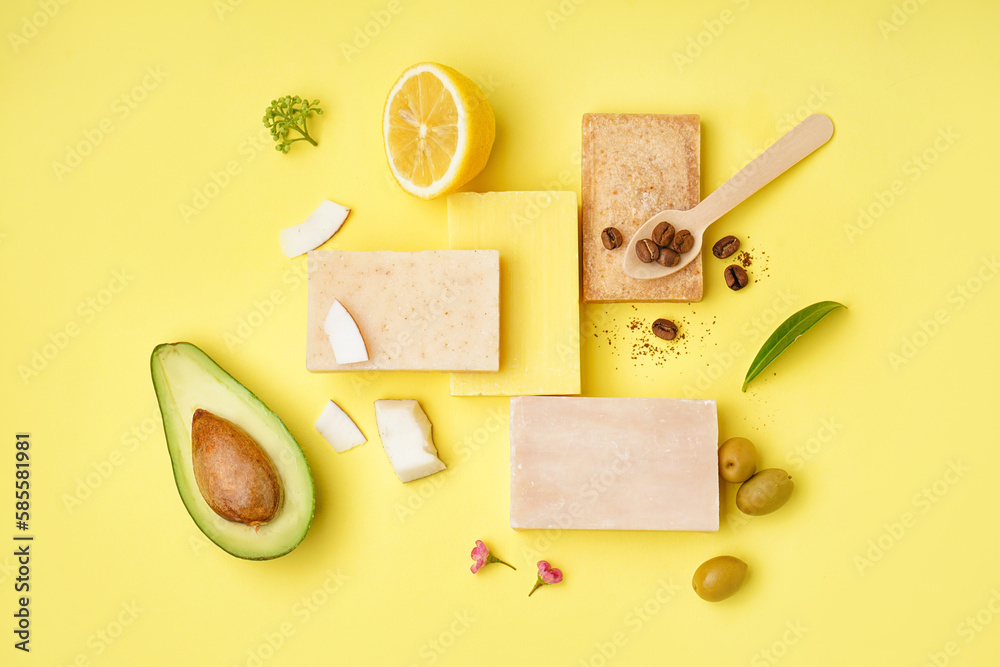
691,114,834,228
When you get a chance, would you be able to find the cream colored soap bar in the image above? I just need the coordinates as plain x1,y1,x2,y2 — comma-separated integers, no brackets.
307,250,499,371
448,191,581,396
510,396,719,531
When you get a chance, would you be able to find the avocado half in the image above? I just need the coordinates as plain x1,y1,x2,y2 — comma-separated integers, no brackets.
150,342,314,560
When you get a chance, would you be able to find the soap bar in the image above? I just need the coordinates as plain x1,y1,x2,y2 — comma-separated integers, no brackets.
307,250,499,371
448,191,581,396
581,113,702,302
510,396,719,531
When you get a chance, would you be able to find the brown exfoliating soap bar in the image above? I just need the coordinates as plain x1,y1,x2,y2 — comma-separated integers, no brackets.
581,113,702,302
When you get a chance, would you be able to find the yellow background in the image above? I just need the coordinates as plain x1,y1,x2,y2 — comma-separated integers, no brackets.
3,0,999,664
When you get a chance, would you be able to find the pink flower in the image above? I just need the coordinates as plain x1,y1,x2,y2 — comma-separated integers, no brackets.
529,560,563,596
537,560,563,584
470,540,515,574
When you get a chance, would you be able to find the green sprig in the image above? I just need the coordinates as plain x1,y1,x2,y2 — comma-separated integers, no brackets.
262,95,323,153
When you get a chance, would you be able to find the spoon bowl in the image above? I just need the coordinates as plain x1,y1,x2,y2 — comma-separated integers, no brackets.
622,208,707,280
623,113,834,280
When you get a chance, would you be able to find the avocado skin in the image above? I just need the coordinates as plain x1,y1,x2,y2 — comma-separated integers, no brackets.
150,342,315,560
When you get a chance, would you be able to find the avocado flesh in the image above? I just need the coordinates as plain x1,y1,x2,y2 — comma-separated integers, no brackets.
151,342,314,560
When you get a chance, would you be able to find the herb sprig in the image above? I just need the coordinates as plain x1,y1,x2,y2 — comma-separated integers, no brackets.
262,95,323,153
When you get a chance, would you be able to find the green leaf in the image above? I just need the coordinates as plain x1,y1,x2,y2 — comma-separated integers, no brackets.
742,301,846,392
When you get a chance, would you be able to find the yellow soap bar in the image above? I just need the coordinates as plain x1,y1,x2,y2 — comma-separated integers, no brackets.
448,192,581,396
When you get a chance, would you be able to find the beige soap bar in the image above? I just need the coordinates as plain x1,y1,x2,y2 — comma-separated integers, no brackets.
307,250,499,371
581,113,702,302
510,396,719,531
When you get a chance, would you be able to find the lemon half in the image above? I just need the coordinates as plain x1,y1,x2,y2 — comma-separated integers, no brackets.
383,63,495,200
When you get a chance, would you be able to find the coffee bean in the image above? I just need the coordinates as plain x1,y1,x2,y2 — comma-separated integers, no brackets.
635,238,660,263
712,235,740,259
652,318,678,340
656,247,680,267
725,264,749,290
672,229,694,253
601,227,624,250
651,221,675,248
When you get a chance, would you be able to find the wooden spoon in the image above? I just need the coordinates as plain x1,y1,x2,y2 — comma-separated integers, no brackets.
622,113,835,280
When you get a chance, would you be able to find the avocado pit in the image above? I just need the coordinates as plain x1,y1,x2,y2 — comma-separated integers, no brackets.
191,409,283,529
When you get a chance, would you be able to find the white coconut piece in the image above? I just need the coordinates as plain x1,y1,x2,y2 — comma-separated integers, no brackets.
373,399,446,483
314,400,366,453
323,299,369,364
280,200,350,258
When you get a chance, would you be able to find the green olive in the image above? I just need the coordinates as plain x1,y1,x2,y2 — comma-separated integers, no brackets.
718,437,757,483
692,555,748,602
736,468,794,516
